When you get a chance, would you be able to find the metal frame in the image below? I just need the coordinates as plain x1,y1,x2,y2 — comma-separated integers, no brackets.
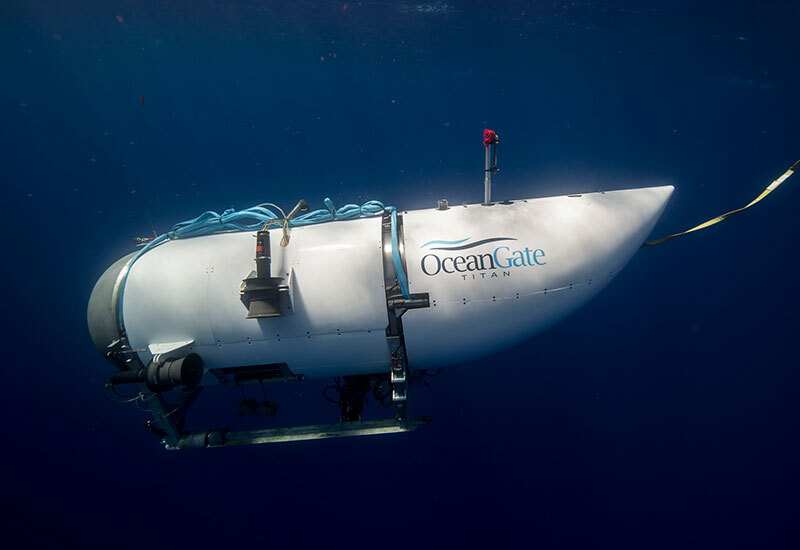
103,211,432,450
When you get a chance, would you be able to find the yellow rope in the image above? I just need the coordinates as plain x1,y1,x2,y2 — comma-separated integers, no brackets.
644,160,799,246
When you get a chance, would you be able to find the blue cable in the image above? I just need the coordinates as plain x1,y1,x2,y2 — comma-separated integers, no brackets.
116,198,411,330
387,207,411,299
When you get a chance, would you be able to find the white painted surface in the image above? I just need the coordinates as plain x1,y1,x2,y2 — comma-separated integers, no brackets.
400,186,674,367
119,186,673,378
123,217,390,377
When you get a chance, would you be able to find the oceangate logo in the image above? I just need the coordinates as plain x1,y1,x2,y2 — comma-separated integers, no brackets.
419,237,546,279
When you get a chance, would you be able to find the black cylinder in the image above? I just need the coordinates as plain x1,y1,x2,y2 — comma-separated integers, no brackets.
108,368,145,385
108,354,204,392
144,353,204,392
255,230,271,277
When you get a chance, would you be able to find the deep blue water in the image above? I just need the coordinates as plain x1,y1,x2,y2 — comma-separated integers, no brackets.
2,1,799,547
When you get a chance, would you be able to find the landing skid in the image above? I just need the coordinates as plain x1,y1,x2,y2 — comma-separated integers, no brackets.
173,416,431,450
136,359,428,450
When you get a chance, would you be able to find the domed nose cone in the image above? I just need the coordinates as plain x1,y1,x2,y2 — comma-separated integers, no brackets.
87,253,134,354
619,184,674,245
583,184,674,268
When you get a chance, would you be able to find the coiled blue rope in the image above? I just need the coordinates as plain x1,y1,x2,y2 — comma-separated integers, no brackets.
133,198,386,257
117,198,410,330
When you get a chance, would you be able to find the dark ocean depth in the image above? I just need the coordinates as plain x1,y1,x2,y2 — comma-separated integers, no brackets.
2,1,799,547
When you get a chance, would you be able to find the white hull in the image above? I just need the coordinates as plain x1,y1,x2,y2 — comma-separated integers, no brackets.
94,185,673,380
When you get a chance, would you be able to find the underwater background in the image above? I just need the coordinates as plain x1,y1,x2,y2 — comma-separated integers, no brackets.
2,1,799,547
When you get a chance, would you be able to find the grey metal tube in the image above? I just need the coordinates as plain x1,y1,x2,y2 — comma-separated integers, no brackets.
484,146,492,205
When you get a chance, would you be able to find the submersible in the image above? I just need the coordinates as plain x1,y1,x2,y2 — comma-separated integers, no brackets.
87,130,683,450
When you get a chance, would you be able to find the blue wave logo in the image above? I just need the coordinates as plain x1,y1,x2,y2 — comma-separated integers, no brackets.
420,237,517,251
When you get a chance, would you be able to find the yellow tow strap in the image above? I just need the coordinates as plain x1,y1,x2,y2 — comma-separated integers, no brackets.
643,160,800,246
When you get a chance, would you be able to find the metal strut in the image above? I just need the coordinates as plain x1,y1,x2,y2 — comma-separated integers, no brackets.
381,210,430,426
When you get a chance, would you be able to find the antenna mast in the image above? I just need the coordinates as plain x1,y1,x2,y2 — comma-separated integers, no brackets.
483,129,500,205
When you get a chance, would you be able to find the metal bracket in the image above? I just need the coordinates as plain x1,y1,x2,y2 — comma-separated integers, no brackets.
391,351,408,403
148,340,194,358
